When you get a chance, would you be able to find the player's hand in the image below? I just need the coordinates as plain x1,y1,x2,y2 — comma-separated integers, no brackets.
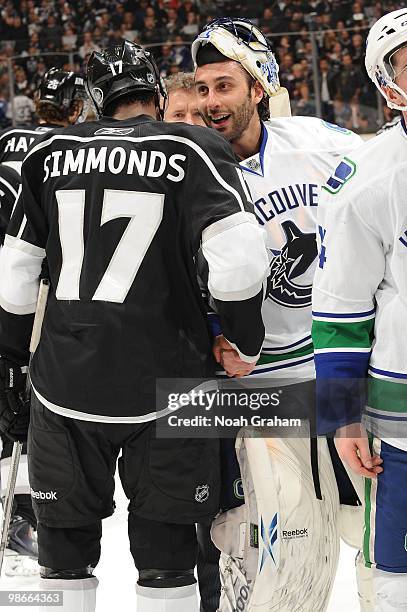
335,423,383,479
0,357,30,442
213,335,256,378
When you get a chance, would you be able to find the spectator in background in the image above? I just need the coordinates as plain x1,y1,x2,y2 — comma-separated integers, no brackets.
169,35,192,71
41,15,63,51
336,52,362,104
319,56,337,122
181,11,199,40
0,89,9,128
9,16,29,54
62,27,78,51
6,93,35,126
165,8,181,36
294,83,315,116
78,31,101,60
140,15,165,45
158,42,174,77
333,94,352,129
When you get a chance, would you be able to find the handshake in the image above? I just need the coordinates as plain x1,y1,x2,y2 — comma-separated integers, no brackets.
213,335,257,378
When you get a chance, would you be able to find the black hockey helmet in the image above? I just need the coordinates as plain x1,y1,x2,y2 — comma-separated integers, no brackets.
86,40,167,117
38,67,87,110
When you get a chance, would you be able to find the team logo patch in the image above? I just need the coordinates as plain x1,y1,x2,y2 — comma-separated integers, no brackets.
323,157,356,195
94,127,135,136
246,158,261,172
260,513,278,570
147,72,155,84
267,221,317,308
195,484,209,503
92,87,104,106
233,478,245,500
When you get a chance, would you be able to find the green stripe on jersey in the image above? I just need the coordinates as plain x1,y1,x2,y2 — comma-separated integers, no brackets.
312,319,374,350
258,343,314,365
368,377,407,413
363,475,373,568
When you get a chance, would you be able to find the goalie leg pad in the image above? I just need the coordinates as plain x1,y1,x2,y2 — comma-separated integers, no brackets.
211,435,340,612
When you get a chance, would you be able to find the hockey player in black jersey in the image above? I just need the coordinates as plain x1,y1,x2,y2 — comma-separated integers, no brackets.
0,68,88,579
0,41,268,612
0,67,87,174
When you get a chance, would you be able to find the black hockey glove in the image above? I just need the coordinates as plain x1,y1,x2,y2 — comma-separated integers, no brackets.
0,357,30,442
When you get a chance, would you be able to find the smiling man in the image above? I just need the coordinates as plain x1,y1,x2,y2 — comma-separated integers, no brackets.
191,17,368,612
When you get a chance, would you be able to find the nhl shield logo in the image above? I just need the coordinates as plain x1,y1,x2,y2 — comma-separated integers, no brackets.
195,484,209,503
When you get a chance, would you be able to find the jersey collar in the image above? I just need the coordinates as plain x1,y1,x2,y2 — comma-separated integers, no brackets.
239,122,268,178
99,114,156,126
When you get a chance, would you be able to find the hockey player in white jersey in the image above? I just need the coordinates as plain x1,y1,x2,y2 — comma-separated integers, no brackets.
312,9,407,611
192,17,366,612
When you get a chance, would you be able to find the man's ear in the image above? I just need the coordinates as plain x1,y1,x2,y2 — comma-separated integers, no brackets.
253,80,265,105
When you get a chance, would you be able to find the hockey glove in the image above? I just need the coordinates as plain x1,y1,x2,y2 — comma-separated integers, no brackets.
0,357,30,442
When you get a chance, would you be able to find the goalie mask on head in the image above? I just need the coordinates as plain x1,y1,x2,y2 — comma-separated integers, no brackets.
192,18,291,117
365,8,407,111
192,18,280,96
86,40,167,118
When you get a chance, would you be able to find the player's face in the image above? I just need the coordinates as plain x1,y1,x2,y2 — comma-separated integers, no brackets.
195,61,261,143
164,89,205,126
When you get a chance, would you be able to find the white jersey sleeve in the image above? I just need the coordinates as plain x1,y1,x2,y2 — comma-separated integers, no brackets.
312,120,407,441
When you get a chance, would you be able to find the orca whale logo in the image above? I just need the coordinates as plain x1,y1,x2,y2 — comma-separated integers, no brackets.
267,221,317,309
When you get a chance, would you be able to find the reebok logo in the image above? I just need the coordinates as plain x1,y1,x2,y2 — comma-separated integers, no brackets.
30,488,57,501
282,528,308,539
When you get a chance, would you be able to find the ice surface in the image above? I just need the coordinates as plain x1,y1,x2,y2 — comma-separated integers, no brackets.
0,475,360,611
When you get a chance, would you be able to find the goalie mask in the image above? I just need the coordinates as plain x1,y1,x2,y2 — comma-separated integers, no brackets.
191,17,280,98
365,8,407,111
86,40,167,118
37,68,89,123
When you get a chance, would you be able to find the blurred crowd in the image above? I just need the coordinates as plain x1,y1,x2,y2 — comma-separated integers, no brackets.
0,0,403,130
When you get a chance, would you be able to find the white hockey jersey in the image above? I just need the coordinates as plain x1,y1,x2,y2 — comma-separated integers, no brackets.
238,116,362,380
312,117,407,450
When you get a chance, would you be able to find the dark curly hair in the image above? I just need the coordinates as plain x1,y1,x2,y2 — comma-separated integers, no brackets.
241,68,270,121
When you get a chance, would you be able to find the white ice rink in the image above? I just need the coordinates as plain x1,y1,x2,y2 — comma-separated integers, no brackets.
0,474,360,611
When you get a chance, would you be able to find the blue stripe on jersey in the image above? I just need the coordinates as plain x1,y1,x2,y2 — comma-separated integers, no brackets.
216,356,315,379
262,335,312,352
314,351,370,379
315,352,370,434
312,309,375,319
364,410,407,422
369,366,407,380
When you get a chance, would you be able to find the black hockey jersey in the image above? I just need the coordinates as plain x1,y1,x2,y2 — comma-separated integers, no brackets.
0,164,20,244
0,115,268,421
0,124,56,173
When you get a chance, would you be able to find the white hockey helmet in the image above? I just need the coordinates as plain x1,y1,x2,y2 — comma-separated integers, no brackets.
191,17,281,97
365,8,407,111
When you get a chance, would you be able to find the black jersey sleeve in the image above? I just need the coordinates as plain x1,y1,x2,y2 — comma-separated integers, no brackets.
0,150,47,365
0,165,21,245
181,129,268,360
